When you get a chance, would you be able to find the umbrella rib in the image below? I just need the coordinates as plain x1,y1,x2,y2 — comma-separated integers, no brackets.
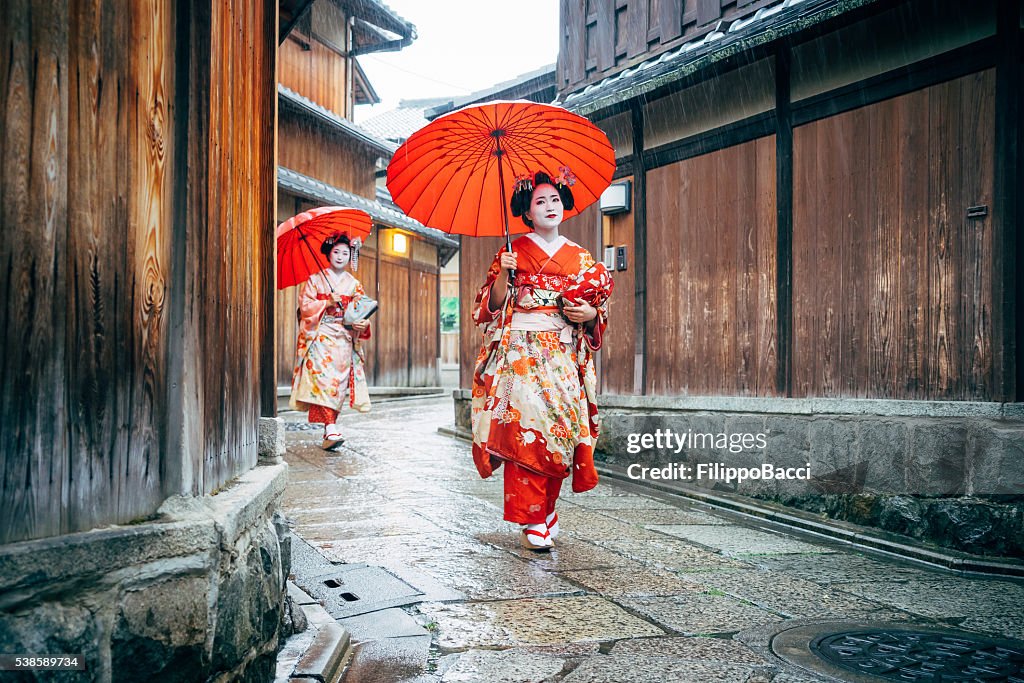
420,136,493,231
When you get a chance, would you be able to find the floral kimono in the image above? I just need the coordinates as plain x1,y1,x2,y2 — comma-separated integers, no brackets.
290,269,372,414
471,233,613,499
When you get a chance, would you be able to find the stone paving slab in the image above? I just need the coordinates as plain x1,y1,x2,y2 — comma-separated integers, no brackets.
559,566,707,598
412,554,583,600
297,513,448,543
746,552,937,584
419,596,664,649
479,533,645,571
650,525,836,556
597,538,751,573
598,507,733,526
565,495,679,511
556,510,674,542
617,595,782,635
562,656,766,682
342,634,432,683
285,505,384,527
837,578,1024,618
313,530,505,564
609,636,774,665
680,570,887,618
959,614,1024,640
439,649,566,682
340,608,428,641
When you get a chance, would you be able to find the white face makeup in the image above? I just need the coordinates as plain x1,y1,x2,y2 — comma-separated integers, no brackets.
328,242,351,270
527,183,564,232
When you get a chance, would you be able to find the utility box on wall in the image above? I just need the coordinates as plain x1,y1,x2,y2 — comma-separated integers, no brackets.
600,180,631,214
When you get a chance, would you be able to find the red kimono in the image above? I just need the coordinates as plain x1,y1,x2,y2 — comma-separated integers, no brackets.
471,234,613,523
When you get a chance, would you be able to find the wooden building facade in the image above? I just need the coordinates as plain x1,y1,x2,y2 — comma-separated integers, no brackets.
276,0,458,392
0,0,276,540
460,0,1022,407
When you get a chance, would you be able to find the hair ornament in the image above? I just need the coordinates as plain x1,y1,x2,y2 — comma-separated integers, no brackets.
351,236,362,272
554,166,577,188
513,173,534,194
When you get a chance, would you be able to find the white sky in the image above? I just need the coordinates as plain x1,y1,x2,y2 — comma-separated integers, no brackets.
355,0,560,120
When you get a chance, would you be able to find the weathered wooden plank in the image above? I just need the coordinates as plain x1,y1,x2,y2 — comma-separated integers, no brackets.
627,0,648,59
754,135,778,395
959,69,995,399
660,0,683,43
409,268,439,386
377,258,410,386
792,72,995,401
124,0,172,517
0,0,70,543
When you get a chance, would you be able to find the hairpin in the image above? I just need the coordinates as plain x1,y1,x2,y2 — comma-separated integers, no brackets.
554,166,577,187
513,173,533,194
351,236,361,272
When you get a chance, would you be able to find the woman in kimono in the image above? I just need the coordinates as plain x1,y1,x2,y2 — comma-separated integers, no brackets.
472,169,613,551
290,232,372,449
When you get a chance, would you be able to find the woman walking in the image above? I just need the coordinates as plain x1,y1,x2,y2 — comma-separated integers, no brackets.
471,169,613,551
290,232,372,449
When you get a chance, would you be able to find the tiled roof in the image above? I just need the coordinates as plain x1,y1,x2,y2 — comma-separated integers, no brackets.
561,0,880,117
278,166,459,253
278,84,398,156
425,65,557,119
358,103,441,143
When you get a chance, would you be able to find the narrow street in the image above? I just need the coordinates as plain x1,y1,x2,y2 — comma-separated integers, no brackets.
280,397,1024,682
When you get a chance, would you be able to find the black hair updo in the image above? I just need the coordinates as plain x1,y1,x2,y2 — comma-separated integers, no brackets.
510,171,576,228
320,232,352,256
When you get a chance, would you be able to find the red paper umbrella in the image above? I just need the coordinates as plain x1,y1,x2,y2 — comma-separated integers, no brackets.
276,206,372,290
386,100,615,250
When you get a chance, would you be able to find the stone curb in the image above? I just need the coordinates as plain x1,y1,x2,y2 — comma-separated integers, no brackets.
595,463,1024,579
288,583,354,683
437,425,472,441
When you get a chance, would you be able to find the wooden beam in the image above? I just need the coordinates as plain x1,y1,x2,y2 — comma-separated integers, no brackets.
775,45,793,398
631,102,647,395
993,2,1022,400
260,0,279,417
166,0,211,496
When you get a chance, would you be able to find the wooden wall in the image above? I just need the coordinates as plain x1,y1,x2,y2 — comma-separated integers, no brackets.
646,137,778,395
279,29,348,118
278,114,378,196
180,0,275,495
559,0,779,94
600,184,637,395
792,70,996,400
0,0,276,544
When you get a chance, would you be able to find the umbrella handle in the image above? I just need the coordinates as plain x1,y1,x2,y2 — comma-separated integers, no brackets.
297,225,334,293
494,136,515,283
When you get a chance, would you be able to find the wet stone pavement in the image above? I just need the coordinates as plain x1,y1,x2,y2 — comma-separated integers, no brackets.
281,397,1024,682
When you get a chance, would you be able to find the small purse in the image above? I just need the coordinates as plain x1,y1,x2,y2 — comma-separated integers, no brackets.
343,295,379,326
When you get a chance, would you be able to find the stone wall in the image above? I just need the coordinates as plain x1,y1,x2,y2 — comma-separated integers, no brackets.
0,463,289,682
452,390,1024,557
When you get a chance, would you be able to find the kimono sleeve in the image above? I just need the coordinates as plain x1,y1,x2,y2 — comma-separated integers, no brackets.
299,276,328,324
576,253,612,352
471,248,508,326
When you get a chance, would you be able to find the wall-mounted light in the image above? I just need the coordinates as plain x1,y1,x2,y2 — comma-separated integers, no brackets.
392,232,408,254
600,180,631,215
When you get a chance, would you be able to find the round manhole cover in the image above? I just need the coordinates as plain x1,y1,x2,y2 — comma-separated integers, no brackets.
771,622,1024,682
811,629,1024,681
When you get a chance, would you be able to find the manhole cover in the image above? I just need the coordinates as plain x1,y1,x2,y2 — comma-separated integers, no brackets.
810,629,1024,681
771,622,1024,683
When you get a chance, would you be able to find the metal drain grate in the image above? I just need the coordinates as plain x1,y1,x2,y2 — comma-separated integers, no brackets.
809,629,1024,682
